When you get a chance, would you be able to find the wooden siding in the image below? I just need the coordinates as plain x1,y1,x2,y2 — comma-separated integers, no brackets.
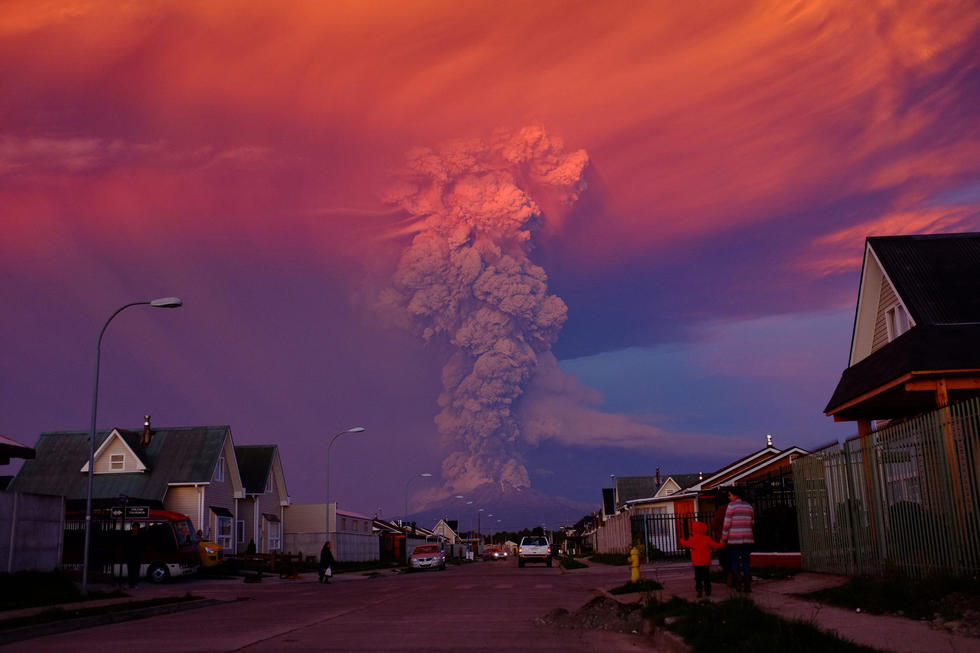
205,441,238,550
872,279,898,353
93,437,141,474
165,486,202,529
238,492,284,552
284,503,326,534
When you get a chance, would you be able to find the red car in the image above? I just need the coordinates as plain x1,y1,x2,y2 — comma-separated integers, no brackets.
482,547,507,561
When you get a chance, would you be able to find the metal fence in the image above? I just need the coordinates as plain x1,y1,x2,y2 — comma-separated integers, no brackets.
632,512,712,559
793,398,980,578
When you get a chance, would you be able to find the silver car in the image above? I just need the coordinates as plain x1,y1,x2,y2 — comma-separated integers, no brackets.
410,544,446,571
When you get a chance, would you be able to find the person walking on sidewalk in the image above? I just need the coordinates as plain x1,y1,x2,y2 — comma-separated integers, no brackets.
679,521,724,598
126,523,145,588
710,490,733,587
721,488,755,592
319,540,335,584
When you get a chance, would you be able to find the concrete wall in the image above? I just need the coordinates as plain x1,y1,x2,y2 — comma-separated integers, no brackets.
285,532,380,562
0,491,64,572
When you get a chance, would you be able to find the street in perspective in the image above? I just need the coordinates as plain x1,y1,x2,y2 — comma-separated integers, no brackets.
3,559,656,653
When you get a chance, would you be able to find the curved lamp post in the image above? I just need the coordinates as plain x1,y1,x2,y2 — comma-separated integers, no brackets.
403,473,433,524
82,297,183,596
325,426,366,543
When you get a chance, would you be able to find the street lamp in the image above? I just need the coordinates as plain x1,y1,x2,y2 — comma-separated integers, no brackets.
477,508,485,547
325,426,366,543
403,473,433,523
82,297,183,596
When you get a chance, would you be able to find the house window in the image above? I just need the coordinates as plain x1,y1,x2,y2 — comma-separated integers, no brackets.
885,304,911,341
265,476,272,493
341,517,347,530
237,520,245,545
268,522,281,551
214,454,225,482
216,515,233,550
110,454,124,470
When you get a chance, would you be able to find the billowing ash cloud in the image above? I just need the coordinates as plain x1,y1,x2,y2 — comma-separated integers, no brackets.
379,127,590,496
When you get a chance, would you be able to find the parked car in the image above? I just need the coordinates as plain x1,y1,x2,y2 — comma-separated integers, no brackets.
198,538,223,568
517,536,552,568
410,543,446,571
482,547,507,561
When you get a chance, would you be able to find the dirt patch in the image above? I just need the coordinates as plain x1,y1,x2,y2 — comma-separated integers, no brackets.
536,596,647,634
926,592,980,638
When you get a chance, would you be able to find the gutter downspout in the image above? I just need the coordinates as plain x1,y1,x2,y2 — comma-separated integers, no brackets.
197,484,205,539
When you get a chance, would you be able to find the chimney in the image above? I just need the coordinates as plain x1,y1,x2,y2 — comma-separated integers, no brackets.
655,467,661,486
142,415,153,448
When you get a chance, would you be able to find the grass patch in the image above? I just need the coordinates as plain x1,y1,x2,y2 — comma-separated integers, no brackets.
558,555,588,570
0,571,126,612
801,575,980,622
645,595,882,653
0,593,201,631
609,578,663,594
588,553,629,566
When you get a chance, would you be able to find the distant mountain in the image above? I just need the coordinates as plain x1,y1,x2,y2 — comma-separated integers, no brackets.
408,483,597,534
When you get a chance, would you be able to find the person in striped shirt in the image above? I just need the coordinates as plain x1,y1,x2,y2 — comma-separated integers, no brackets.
721,488,755,592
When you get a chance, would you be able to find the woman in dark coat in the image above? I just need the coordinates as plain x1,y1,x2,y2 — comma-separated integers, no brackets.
318,541,335,584
711,490,732,585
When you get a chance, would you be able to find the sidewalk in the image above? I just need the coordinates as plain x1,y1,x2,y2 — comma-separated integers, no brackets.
640,561,980,653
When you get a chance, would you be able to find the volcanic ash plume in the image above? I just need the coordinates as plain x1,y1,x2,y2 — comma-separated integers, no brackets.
380,127,589,495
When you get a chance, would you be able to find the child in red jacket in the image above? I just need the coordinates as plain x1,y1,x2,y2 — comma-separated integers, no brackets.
679,521,724,598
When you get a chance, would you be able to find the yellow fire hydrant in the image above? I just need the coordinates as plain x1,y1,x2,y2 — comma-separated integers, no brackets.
629,546,641,583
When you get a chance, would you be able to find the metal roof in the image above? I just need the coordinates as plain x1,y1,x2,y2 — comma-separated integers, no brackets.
615,476,663,503
9,425,231,502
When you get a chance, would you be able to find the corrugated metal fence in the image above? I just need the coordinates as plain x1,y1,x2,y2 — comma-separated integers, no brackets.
793,398,980,578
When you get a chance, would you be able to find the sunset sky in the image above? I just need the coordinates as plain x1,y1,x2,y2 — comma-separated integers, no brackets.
2,1,978,526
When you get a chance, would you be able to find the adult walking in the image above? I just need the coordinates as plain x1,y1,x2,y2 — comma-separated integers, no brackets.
720,487,755,592
710,489,732,586
126,522,145,588
318,540,335,584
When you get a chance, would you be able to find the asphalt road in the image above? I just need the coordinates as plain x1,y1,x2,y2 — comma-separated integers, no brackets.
4,560,657,652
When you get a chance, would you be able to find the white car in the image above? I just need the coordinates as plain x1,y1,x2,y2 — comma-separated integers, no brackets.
517,536,552,568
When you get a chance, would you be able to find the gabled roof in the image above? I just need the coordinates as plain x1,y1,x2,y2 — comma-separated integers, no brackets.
80,430,147,473
828,233,980,419
9,425,239,503
235,445,276,494
0,434,35,465
694,446,779,490
431,518,459,540
620,473,702,506
869,233,980,326
615,476,663,503
665,473,703,492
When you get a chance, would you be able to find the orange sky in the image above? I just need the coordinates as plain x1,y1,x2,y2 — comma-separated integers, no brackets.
1,0,978,513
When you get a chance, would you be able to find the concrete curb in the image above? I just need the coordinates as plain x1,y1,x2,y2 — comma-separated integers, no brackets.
0,598,225,646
